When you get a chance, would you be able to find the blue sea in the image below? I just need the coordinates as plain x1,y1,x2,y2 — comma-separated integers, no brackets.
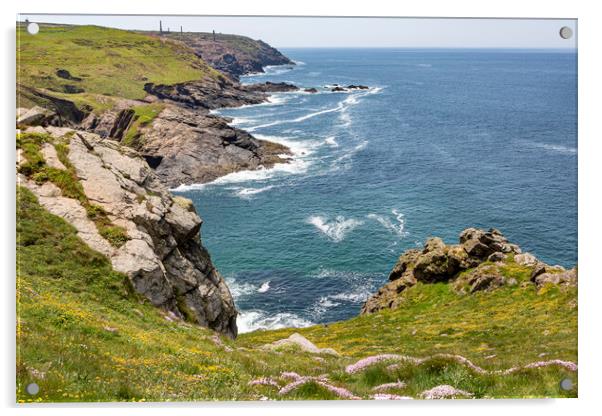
175,49,577,333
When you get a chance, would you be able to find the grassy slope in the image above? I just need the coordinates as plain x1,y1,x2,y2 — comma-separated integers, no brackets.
17,186,577,402
17,23,224,106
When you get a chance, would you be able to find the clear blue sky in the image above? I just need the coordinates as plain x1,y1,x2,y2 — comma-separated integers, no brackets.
19,14,577,49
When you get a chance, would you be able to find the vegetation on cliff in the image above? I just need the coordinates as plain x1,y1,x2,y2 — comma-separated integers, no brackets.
17,24,224,103
17,190,577,401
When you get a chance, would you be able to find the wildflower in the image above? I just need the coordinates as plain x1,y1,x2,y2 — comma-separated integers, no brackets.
371,393,413,400
372,381,407,392
420,385,474,399
345,354,403,374
248,377,279,388
277,373,360,399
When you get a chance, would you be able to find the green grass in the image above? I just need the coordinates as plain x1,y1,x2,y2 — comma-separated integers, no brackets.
122,103,165,148
17,132,128,247
16,186,578,402
17,23,225,110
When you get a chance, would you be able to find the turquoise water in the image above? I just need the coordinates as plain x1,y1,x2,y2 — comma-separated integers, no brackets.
175,49,577,332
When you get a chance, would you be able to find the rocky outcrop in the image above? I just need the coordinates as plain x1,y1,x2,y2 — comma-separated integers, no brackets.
135,104,291,188
157,32,294,80
80,102,291,188
361,228,577,314
143,79,298,110
17,127,238,337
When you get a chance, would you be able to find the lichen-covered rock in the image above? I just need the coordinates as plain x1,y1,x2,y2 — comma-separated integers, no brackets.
18,128,238,337
388,249,420,281
361,227,576,314
534,268,577,288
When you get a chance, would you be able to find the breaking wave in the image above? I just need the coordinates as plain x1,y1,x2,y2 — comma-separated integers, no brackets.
307,215,364,243
367,209,408,238
237,310,313,334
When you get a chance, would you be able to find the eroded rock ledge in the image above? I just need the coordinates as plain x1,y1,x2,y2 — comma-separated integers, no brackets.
361,228,577,314
17,127,238,338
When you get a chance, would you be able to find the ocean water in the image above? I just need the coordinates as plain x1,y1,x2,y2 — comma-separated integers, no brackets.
175,49,577,333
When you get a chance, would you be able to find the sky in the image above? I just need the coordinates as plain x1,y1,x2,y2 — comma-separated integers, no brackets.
18,14,577,49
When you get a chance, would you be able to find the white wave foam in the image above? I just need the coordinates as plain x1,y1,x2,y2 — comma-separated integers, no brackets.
330,291,371,303
307,215,364,243
309,296,342,318
237,310,313,333
529,142,577,155
324,136,338,147
417,63,432,68
246,87,383,132
367,209,408,238
226,279,257,298
234,185,275,199
257,281,271,293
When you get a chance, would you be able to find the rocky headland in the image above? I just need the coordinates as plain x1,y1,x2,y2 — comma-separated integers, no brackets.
155,31,295,80
362,227,577,314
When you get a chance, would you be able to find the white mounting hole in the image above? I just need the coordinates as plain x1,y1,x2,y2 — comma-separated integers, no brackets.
27,22,39,35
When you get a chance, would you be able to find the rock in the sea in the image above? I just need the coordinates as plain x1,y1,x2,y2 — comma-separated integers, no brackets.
331,86,347,92
19,129,238,337
304,88,318,93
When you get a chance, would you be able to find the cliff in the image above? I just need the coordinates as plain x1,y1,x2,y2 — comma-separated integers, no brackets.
17,127,238,337
17,23,298,188
155,31,295,80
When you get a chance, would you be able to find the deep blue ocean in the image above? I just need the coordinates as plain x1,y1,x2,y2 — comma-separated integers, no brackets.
175,49,577,333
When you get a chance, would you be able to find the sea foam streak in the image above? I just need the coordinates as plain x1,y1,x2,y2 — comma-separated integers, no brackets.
367,209,408,238
307,215,364,242
528,141,577,155
237,310,313,333
233,185,275,199
246,87,382,132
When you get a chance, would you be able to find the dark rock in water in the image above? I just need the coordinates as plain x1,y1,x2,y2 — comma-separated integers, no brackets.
331,86,347,92
244,81,299,93
361,227,577,315
347,84,369,89
304,88,318,93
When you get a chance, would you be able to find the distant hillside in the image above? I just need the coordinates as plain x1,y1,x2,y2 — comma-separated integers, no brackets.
155,31,294,79
17,23,225,103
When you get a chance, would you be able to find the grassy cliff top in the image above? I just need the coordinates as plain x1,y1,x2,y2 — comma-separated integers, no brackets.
17,182,577,402
17,23,224,101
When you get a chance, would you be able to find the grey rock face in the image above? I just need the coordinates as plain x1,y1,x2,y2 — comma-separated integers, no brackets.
19,127,238,338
